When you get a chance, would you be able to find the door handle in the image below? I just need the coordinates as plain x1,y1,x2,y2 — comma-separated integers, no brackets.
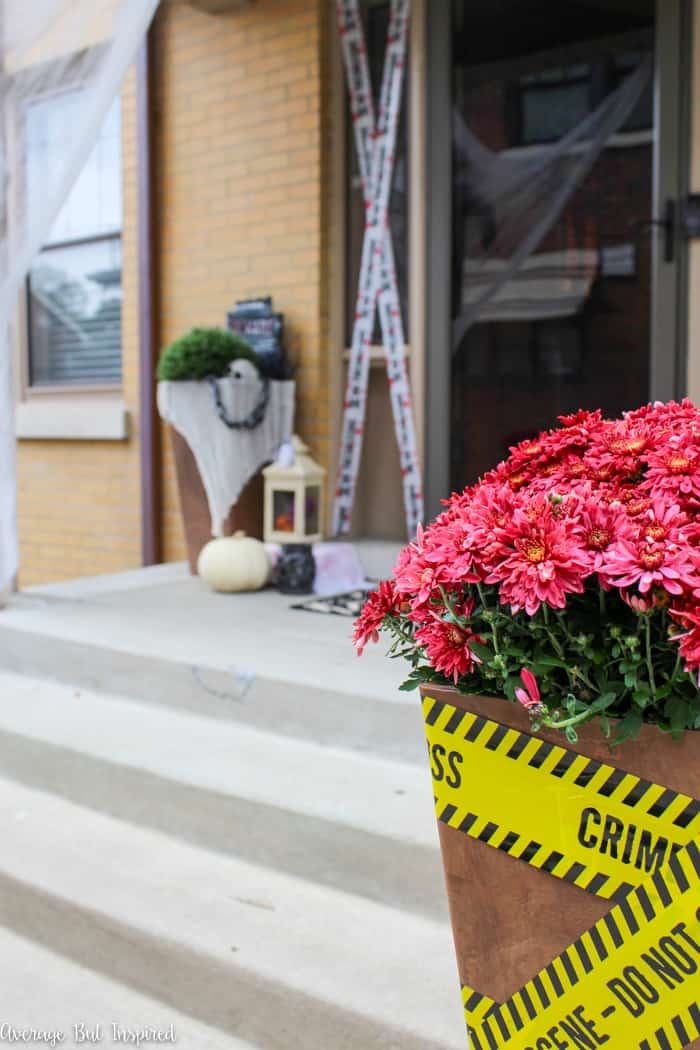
632,199,676,264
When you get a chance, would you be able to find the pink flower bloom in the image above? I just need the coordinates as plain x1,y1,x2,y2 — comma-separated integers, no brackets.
414,599,484,684
353,580,399,655
620,590,650,613
642,439,700,502
600,537,698,596
515,668,544,713
669,606,700,680
483,498,589,615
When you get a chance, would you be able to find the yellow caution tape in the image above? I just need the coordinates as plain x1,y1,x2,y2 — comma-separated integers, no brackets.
421,695,700,1049
423,696,700,902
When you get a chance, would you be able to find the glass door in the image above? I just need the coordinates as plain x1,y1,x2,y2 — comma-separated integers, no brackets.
425,0,690,509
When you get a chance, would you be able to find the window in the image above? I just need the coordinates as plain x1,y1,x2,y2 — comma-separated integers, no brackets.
26,94,122,388
513,54,653,146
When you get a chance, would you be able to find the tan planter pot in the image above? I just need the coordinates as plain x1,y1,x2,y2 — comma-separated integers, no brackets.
170,427,263,574
420,684,700,1049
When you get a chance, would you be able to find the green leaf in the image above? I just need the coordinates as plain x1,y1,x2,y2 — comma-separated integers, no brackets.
665,697,692,738
588,692,617,715
399,679,422,692
468,641,492,662
533,656,571,671
612,709,643,747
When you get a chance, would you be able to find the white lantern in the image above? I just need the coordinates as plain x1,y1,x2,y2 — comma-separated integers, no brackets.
263,435,325,545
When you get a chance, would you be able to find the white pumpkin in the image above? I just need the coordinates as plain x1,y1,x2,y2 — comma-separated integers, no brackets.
197,531,270,592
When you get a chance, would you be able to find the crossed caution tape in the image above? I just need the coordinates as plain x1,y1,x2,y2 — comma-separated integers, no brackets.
332,0,423,539
422,696,700,1050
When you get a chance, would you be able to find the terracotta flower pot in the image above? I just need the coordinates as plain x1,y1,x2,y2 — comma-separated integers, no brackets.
169,426,264,573
420,684,700,1049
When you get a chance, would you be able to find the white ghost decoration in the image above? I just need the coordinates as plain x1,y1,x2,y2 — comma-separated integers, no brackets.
229,359,259,381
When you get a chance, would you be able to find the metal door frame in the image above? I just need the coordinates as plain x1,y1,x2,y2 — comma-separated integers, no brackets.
424,0,693,520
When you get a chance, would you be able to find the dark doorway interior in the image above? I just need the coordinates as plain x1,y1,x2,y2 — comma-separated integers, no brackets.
450,0,656,492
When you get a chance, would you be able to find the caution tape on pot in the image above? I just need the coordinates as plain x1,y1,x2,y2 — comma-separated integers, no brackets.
422,695,700,1049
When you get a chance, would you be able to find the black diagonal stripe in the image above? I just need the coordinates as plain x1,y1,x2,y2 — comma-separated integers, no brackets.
519,987,537,1021
444,708,467,734
464,991,484,1013
585,873,609,896
621,778,652,807
541,850,565,875
549,750,577,778
465,716,487,743
652,871,672,907
478,822,499,844
673,798,700,829
519,840,542,864
690,1003,700,1035
459,812,478,834
604,912,624,948
506,999,524,1031
506,733,529,760
611,881,636,904
573,938,593,974
546,963,564,997
597,766,627,798
655,1026,672,1050
481,1017,498,1050
647,788,677,818
439,803,457,825
574,759,601,787
563,862,585,885
672,1015,690,1044
486,1006,509,1042
686,840,700,877
618,895,640,934
424,701,445,726
560,951,579,986
639,1040,651,1050
637,885,656,921
467,1027,484,1050
528,741,554,769
532,974,550,1008
485,724,509,751
669,851,690,892
498,831,520,853
588,926,608,961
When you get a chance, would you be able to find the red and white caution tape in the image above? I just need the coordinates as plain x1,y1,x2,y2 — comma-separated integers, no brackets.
332,0,423,539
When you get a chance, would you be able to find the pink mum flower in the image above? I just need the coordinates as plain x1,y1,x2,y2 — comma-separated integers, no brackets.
483,499,589,615
601,538,698,596
415,600,484,684
642,439,700,502
515,668,545,714
353,580,399,655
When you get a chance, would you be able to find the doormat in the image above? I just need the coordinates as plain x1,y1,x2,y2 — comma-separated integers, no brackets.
291,589,370,617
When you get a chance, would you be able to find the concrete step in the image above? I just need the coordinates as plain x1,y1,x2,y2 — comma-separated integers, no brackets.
0,774,466,1049
0,566,428,765
0,926,251,1050
0,670,447,921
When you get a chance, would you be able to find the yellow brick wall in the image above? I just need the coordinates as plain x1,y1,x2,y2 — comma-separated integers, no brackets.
17,0,332,582
17,68,143,586
154,0,331,562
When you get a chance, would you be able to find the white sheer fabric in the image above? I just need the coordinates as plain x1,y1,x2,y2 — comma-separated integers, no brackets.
158,379,296,537
0,0,159,593
452,55,652,347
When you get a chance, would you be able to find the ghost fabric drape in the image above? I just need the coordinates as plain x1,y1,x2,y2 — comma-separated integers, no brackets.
452,54,653,348
0,0,160,594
